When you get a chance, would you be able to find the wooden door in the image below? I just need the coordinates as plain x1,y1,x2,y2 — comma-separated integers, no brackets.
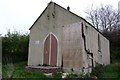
50,34,57,66
43,33,57,66
43,34,50,65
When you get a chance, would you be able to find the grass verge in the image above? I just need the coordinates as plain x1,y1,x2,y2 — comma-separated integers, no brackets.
102,63,120,78
2,61,46,78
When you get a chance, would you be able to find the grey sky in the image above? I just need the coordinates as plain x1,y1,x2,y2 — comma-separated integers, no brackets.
0,0,119,35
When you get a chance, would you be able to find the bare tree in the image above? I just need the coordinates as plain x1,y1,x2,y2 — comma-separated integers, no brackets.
85,5,120,32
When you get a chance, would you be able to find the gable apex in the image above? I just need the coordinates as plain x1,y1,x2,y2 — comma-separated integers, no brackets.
29,1,54,30
29,2,108,40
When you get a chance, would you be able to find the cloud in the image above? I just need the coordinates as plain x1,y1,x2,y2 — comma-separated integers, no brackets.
0,0,119,35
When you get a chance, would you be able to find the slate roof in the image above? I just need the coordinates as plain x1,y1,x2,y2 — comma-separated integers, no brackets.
29,1,109,40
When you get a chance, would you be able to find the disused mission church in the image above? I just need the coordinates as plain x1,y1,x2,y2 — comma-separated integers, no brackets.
27,2,110,73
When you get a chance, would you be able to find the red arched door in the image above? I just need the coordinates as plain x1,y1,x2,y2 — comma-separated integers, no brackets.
43,34,50,65
43,33,57,66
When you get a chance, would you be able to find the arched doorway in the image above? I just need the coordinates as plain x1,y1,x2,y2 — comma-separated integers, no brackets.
43,33,57,66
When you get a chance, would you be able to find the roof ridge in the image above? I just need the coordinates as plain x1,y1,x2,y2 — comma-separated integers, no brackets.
29,1,109,40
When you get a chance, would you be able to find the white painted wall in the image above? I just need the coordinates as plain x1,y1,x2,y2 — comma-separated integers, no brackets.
28,2,110,73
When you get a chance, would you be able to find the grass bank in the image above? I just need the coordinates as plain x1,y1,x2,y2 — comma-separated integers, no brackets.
2,61,120,79
102,63,120,78
2,61,46,78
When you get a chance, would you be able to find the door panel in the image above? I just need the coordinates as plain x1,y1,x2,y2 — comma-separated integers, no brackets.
43,34,50,65
51,34,57,66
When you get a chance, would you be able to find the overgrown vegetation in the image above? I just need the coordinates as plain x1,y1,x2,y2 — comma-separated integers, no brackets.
2,62,46,78
90,63,105,78
2,61,120,79
2,31,29,64
52,72,62,78
103,63,120,78
103,31,120,63
66,73,90,79
90,63,120,79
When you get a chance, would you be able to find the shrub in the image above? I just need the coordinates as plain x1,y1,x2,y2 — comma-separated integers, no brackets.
42,64,50,66
66,73,78,78
90,63,105,78
66,72,90,78
52,72,62,78
2,31,29,64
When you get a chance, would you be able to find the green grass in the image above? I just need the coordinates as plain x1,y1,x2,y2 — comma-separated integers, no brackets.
2,61,46,78
90,62,120,79
2,61,120,79
102,63,120,78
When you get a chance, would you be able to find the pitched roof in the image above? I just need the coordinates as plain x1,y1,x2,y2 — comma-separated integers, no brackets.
29,1,109,40
29,2,50,30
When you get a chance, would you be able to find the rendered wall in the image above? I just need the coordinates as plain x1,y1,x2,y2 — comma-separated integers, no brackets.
28,2,83,66
99,34,110,65
82,22,110,71
28,2,110,70
62,22,83,70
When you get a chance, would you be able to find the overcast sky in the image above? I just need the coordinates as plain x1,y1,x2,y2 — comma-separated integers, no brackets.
0,0,120,35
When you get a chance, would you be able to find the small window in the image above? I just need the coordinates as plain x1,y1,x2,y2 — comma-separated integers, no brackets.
85,26,88,29
98,34,101,52
81,23,84,32
85,26,88,33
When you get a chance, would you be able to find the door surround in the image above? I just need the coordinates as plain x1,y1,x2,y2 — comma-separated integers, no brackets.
43,32,58,66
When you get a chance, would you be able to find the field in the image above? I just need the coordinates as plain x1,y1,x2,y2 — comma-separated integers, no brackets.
2,61,120,79
2,62,46,78
102,63,120,78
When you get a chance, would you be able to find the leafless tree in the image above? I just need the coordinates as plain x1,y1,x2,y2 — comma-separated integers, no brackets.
85,5,120,32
